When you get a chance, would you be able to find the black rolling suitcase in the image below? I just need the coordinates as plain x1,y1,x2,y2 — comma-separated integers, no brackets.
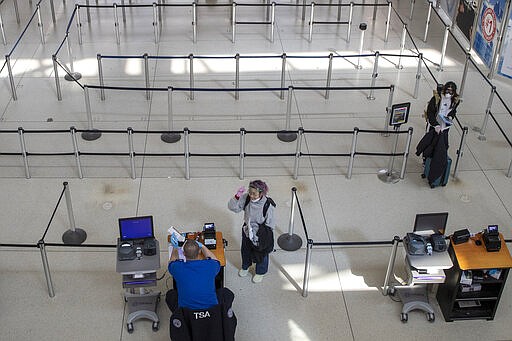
422,156,451,188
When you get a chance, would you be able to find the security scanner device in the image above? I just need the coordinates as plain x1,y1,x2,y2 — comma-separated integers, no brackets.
116,215,161,334
383,212,453,323
483,225,501,252
203,223,217,249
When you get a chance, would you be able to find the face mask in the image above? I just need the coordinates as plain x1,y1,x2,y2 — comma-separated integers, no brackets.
444,93,452,99
251,198,261,203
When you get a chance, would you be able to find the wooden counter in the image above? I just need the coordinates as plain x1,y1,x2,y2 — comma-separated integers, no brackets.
450,233,512,270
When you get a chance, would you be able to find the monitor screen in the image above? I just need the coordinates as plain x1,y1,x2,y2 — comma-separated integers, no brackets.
413,212,448,236
119,216,154,240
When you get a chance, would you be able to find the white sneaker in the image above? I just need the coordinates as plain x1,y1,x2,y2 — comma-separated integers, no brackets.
238,269,249,277
252,274,264,283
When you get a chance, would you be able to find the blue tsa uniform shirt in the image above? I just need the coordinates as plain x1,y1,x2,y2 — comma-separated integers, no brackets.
169,258,221,310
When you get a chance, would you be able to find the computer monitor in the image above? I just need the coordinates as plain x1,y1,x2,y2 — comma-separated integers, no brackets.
413,212,448,236
119,215,154,241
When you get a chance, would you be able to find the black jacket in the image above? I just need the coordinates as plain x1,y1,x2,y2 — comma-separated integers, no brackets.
416,129,448,184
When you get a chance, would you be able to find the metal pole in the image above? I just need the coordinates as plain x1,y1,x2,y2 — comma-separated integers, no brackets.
293,127,304,179
114,3,120,45
86,0,91,23
507,159,512,178
325,53,333,99
423,1,432,42
128,127,136,179
346,127,359,179
235,53,240,100
121,0,126,22
184,127,190,180
477,86,496,141
84,86,93,130
36,5,45,44
64,182,77,231
66,34,75,74
459,52,470,98
280,53,287,100
384,1,391,42
372,0,378,21
356,23,367,69
144,53,150,100
308,2,315,42
97,54,105,100
153,2,159,43
453,126,468,178
189,54,194,100
302,240,313,297
70,127,83,178
5,55,17,100
18,127,30,178
384,85,394,133
13,0,20,24
239,128,245,180
0,10,6,45
438,25,449,71
285,86,293,130
302,0,306,21
49,0,56,23
386,126,400,175
270,2,275,43
382,236,400,295
38,240,55,298
367,51,379,100
232,3,236,43
347,2,354,42
288,187,297,236
161,87,181,143
52,55,62,101
337,0,342,21
413,53,422,99
397,24,406,69
409,0,415,20
400,127,413,179
76,6,83,45
192,2,197,43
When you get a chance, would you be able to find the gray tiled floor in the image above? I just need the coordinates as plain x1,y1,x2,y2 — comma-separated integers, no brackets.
0,0,511,340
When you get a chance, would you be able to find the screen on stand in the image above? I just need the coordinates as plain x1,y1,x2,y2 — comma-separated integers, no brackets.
119,216,154,240
413,212,448,236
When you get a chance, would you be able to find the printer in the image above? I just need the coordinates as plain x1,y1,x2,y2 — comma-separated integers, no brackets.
483,225,501,252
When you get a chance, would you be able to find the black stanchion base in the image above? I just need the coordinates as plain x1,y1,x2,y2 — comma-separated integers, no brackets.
64,72,82,81
62,228,87,245
377,169,400,184
81,129,102,141
277,130,297,142
277,233,303,251
161,132,181,143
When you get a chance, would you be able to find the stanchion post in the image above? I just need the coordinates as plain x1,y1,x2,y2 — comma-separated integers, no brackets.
6,55,17,100
113,3,120,45
453,126,468,178
277,86,298,142
161,87,181,143
378,125,401,183
50,0,56,24
0,10,6,45
144,53,150,100
184,127,190,180
423,1,432,42
13,0,20,24
382,236,400,295
97,54,105,100
347,2,354,42
239,128,245,180
70,127,83,178
476,86,496,141
121,0,126,22
81,86,102,141
278,187,304,251
189,54,194,100
308,2,315,42
128,127,136,179
409,0,415,20
18,127,30,178
153,2,159,43
413,53,422,99
62,181,88,245
76,5,83,45
86,0,91,23
372,0,378,20
400,127,413,179
384,1,391,42
270,2,275,43
192,2,197,43
293,127,304,179
36,4,45,45
507,158,512,178
337,0,342,21
38,240,55,298
64,34,82,81
302,0,306,21
356,23,367,69
302,239,313,297
459,52,470,98
232,3,236,43
235,53,240,100
325,53,333,99
52,55,62,101
367,51,379,100
397,24,406,69
280,53,287,100
346,127,359,179
384,85,394,134
438,25,449,71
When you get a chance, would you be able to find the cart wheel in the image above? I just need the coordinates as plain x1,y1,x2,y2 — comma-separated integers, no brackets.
127,323,134,333
152,321,159,332
388,287,396,296
421,173,426,179
427,313,435,322
400,313,408,323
